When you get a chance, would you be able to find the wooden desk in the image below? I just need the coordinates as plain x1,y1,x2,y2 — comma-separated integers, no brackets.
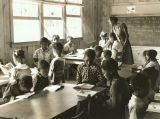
0,84,105,119
63,55,84,65
118,64,135,79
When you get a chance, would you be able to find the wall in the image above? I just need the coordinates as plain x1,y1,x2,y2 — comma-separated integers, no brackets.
0,0,99,66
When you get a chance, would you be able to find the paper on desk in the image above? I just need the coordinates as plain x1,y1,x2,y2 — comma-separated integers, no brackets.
77,90,97,97
43,85,61,92
74,83,95,90
16,92,35,99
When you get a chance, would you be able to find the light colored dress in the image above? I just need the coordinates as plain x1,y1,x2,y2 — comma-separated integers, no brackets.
128,90,154,119
9,63,31,84
99,39,106,48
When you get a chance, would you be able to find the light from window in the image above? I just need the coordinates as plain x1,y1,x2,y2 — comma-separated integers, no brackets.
66,17,82,37
13,19,40,43
43,4,63,18
44,20,64,40
66,5,81,15
46,0,65,2
13,2,38,17
67,0,82,4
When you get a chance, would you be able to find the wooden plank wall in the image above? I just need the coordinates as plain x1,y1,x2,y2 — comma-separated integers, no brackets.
0,0,99,67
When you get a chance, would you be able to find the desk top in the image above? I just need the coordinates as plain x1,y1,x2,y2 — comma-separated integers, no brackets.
0,84,105,119
118,64,135,79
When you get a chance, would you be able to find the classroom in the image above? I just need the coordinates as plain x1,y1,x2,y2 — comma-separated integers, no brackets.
0,0,160,119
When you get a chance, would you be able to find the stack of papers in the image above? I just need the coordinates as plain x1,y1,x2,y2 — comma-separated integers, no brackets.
74,83,95,90
43,85,61,92
0,63,14,75
77,90,97,97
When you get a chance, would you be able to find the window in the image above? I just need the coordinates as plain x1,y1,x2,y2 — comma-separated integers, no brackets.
12,0,83,43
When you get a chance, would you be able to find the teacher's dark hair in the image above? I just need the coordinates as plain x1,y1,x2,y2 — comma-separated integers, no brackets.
109,16,118,24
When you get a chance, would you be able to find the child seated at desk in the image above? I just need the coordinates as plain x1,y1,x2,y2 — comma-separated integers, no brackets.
101,59,129,119
33,37,53,65
48,43,65,85
52,35,60,43
0,75,33,105
10,49,31,84
94,45,103,66
76,49,105,86
64,36,76,55
128,73,154,119
32,60,50,92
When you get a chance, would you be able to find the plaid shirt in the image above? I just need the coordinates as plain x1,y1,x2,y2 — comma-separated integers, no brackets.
77,63,105,86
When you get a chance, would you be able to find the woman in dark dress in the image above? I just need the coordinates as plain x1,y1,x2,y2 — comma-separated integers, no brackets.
108,16,134,64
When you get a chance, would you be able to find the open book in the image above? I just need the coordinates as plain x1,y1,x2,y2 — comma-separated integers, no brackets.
74,83,95,90
0,62,14,75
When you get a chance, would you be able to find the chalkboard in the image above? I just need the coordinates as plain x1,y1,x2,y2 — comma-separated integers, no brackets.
118,16,160,46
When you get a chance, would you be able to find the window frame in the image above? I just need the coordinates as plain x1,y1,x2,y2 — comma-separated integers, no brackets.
11,0,84,44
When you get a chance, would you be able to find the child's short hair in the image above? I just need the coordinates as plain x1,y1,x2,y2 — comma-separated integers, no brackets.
53,35,60,40
67,36,73,42
84,49,96,61
52,42,63,55
109,16,118,24
94,45,103,52
148,49,157,60
103,50,112,58
109,32,117,41
130,73,149,98
102,58,118,71
40,37,50,44
19,75,33,90
38,60,50,70
13,49,25,59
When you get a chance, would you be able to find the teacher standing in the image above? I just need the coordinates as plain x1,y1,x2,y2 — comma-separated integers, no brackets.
109,16,134,64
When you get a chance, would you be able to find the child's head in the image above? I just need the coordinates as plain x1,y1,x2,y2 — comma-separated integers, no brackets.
13,49,25,65
38,60,50,77
109,16,118,25
131,73,149,98
67,36,74,43
101,58,118,78
102,50,112,60
52,35,60,43
143,50,157,61
84,49,96,65
100,31,107,40
19,75,33,92
52,42,63,57
40,37,50,50
109,32,117,43
94,45,103,58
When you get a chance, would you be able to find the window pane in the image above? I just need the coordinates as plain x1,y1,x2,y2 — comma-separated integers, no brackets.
43,4,62,18
67,0,82,4
44,20,64,39
66,5,81,15
66,17,82,37
13,2,38,17
13,19,40,43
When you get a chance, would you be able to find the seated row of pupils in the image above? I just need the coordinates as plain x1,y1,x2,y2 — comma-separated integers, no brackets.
0,34,159,119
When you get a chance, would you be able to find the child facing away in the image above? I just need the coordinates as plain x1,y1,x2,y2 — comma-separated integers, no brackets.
48,42,65,85
101,58,129,119
101,50,112,62
33,37,53,65
94,45,103,66
32,60,50,92
76,49,105,86
64,36,76,55
10,49,31,84
0,75,33,105
128,73,155,119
